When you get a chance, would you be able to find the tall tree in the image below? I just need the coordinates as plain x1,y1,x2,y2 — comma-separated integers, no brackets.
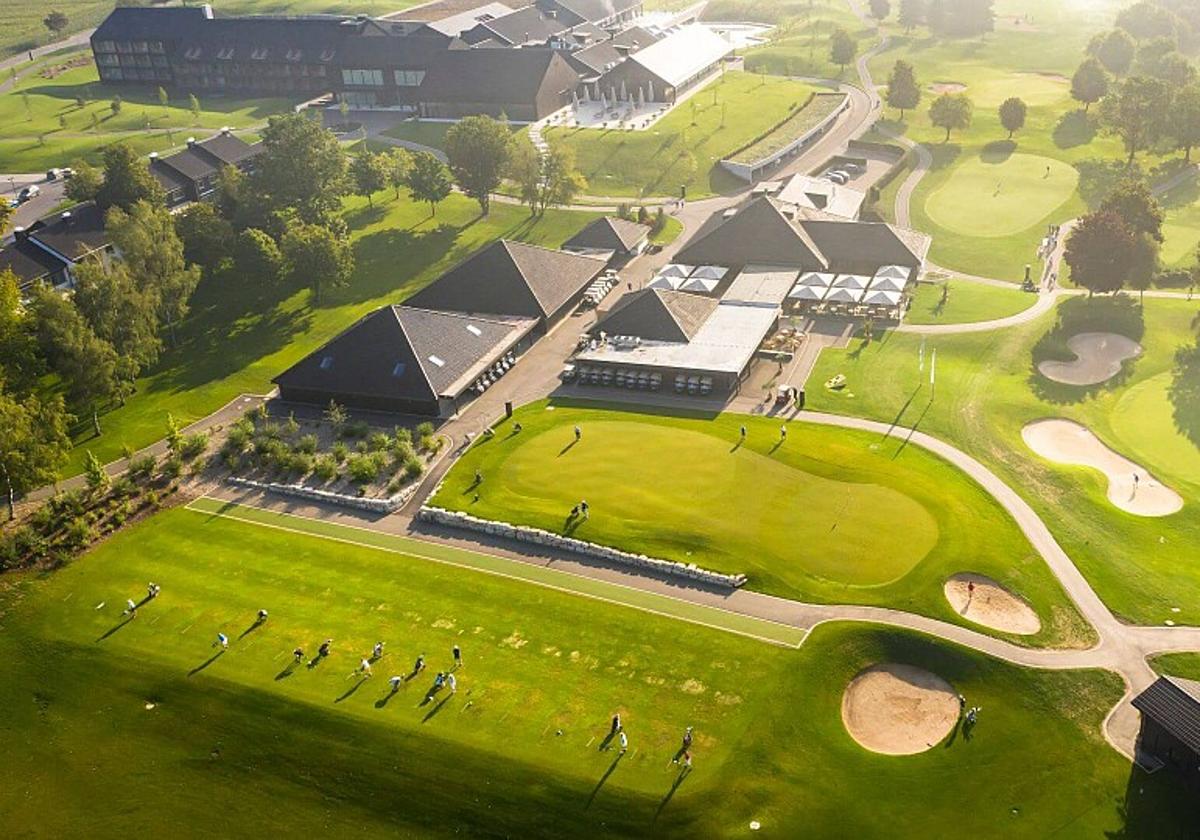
65,158,102,203
829,28,857,71
925,0,945,33
406,151,452,217
174,203,233,270
1098,75,1172,164
384,147,412,200
95,143,165,211
998,96,1027,138
507,141,543,216
0,389,70,519
233,228,284,286
869,0,890,22
1116,1,1184,43
1071,57,1109,112
0,197,10,238
72,259,161,387
281,222,354,305
1088,29,1136,75
0,270,42,396
1127,232,1160,304
28,285,121,434
250,112,348,224
1135,36,1195,85
444,115,513,216
885,60,921,118
1099,177,1165,242
1171,81,1200,160
350,150,389,207
106,201,201,345
1063,211,1137,296
898,0,926,31
539,146,587,215
43,10,69,36
928,93,973,141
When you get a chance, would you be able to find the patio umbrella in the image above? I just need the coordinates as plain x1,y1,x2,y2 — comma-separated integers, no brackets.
680,276,719,293
787,284,823,301
658,263,694,278
690,265,727,281
797,271,835,287
648,274,683,290
833,273,870,290
648,80,655,102
620,79,628,101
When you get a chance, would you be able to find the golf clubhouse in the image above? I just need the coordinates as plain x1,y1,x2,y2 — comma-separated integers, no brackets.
572,196,929,396
274,239,605,416
1133,676,1200,791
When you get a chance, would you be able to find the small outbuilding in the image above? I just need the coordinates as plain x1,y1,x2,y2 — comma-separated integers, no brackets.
562,216,651,264
1133,676,1200,790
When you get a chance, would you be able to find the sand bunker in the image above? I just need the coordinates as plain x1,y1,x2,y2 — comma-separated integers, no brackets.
1037,332,1142,386
841,664,960,755
944,573,1041,635
929,82,967,94
1022,419,1184,517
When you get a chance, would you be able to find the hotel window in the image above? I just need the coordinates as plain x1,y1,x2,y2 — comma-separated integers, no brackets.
286,48,303,62
342,68,383,86
216,47,235,60
184,46,203,60
149,41,165,54
394,69,425,86
97,53,120,67
116,41,132,53
133,41,149,53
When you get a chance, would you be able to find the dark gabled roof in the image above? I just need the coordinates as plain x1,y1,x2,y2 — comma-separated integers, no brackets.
150,158,192,193
405,239,604,320
467,5,572,44
390,0,515,23
196,132,259,167
92,6,215,42
541,0,642,23
338,29,459,66
174,15,353,63
1134,676,1200,755
26,203,108,261
272,305,529,402
159,145,218,182
674,197,827,271
564,216,649,253
418,48,579,105
0,240,67,286
565,25,657,74
595,288,716,342
799,218,925,273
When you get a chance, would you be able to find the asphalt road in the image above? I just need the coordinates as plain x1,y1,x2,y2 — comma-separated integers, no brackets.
3,173,69,230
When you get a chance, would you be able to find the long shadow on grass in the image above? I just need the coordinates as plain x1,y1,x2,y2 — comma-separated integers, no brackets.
980,140,1015,164
1107,762,1200,837
1169,341,1200,447
1053,110,1097,149
653,767,692,822
188,649,225,676
96,615,136,641
335,676,369,703
586,754,624,810
1028,296,1145,405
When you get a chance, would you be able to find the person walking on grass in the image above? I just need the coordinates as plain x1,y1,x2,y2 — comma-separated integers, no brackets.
147,583,160,600
257,609,268,622
373,641,385,660
215,632,228,650
452,644,462,669
611,713,622,736
414,653,426,675
124,599,138,618
358,658,372,677
446,672,457,694
475,468,483,486
319,639,333,658
388,675,403,692
574,425,582,442
619,730,628,754
580,500,589,519
293,647,305,664
780,425,787,441
740,425,746,441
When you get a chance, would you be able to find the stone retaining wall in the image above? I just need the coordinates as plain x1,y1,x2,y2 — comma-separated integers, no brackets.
227,476,419,513
419,506,748,589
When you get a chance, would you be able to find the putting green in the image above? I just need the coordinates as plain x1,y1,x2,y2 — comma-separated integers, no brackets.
1111,372,1200,489
486,421,937,587
970,73,1069,107
925,153,1078,238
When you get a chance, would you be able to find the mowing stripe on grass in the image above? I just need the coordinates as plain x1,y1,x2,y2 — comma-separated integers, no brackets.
185,497,807,648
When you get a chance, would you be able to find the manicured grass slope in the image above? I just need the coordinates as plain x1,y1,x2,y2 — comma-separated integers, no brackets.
809,295,1200,626
432,402,1089,646
544,71,817,199
1,508,1192,837
905,278,1036,325
62,195,597,475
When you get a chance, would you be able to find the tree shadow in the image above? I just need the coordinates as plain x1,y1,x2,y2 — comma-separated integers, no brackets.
980,139,1016,164
1169,341,1200,447
421,693,452,722
1029,296,1146,404
1053,109,1097,149
188,649,225,676
1077,158,1143,209
275,661,298,681
927,143,961,170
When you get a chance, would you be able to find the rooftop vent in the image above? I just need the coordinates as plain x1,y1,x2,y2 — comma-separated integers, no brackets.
319,355,334,370
61,211,73,225
148,151,159,159
13,226,26,241
466,324,482,336
428,355,445,367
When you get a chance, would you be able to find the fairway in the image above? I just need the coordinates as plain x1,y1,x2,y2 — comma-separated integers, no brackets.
1,505,1193,836
1111,373,1200,483
924,152,1078,238
433,402,1089,645
905,278,1036,325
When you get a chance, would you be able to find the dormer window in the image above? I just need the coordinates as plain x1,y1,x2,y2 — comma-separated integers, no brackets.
184,46,203,60
286,48,303,62
250,46,269,60
319,356,334,370
216,46,235,60
391,361,407,377
320,48,336,62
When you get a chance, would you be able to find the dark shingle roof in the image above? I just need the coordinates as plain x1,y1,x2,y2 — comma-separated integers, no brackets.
674,197,826,271
150,158,192,193
405,239,604,320
566,25,657,74
541,0,642,23
800,218,925,274
595,288,716,342
339,30,459,66
391,0,516,23
273,305,530,403
0,240,67,286
1134,676,1200,755
468,5,572,44
27,203,108,261
418,48,577,105
564,216,649,253
159,145,218,182
196,132,259,167
93,6,215,42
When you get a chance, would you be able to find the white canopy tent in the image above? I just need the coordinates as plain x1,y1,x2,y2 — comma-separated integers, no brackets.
825,286,866,303
680,275,720,293
787,284,824,301
648,274,685,290
833,273,871,290
875,264,911,282
797,271,836,287
690,265,728,281
863,288,904,307
870,265,912,293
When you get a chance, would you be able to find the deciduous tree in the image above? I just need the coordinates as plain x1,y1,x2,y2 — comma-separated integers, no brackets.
384,147,412,200
65,158,102,203
1099,177,1165,241
1088,29,1136,75
0,389,70,519
1098,75,1172,164
1071,57,1109,112
174,203,233,270
406,151,452,217
998,96,1027,138
350,150,389,207
281,221,354,305
250,112,348,225
0,270,41,396
829,28,856,71
929,93,972,141
1171,81,1200,160
1063,210,1137,296
43,10,69,35
898,0,925,31
869,0,890,22
885,60,921,118
95,143,165,211
444,115,513,216
233,228,284,286
72,259,161,385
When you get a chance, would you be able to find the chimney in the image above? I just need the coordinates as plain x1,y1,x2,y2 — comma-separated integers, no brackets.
13,226,26,242
61,211,73,226
547,8,556,17
186,136,196,146
201,4,214,19
148,151,159,160
220,126,231,135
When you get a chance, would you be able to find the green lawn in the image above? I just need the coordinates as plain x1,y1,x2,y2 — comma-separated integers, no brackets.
904,278,1037,325
431,401,1090,646
1151,653,1200,680
62,193,598,475
544,71,818,200
726,92,846,165
737,0,871,80
1158,174,1200,269
380,119,453,151
808,294,1200,627
1,505,1193,836
858,0,1171,280
0,54,290,170
650,214,684,245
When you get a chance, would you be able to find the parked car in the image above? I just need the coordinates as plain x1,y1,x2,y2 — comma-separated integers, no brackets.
840,162,864,174
776,385,795,406
18,184,40,202
825,172,848,185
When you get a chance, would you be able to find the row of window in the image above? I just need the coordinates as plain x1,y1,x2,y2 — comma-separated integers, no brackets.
94,40,165,54
176,63,327,77
342,68,426,87
99,67,172,82
97,53,169,68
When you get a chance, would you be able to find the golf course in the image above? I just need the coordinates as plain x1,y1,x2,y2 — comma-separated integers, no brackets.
1,505,1192,837
432,402,1088,646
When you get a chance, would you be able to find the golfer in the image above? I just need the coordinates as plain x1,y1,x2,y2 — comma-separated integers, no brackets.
610,713,621,735
257,609,268,622
740,425,746,439
215,632,228,650
414,653,426,674
780,425,787,440
619,731,628,754
358,658,372,677
446,672,457,694
319,639,333,657
452,644,462,668
574,425,582,441
373,641,385,659
388,675,403,691
124,598,137,617
293,647,305,663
